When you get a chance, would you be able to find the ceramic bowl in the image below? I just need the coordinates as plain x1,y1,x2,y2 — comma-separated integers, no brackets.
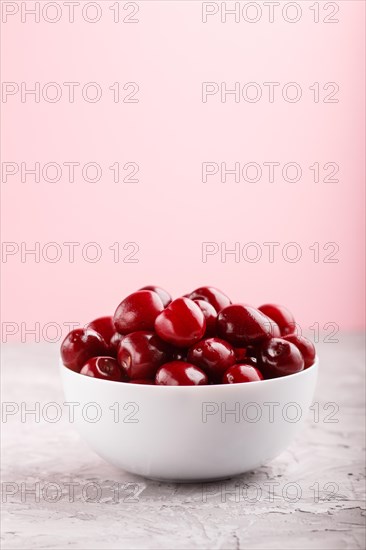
60,358,318,481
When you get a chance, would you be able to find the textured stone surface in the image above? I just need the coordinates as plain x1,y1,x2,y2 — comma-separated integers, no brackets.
1,335,365,549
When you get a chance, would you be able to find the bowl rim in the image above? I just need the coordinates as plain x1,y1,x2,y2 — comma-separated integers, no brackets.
60,356,319,390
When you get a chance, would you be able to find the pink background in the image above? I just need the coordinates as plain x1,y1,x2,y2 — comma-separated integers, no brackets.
1,0,365,340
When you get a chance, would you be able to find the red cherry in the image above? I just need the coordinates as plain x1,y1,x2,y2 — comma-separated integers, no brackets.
188,286,231,313
86,316,117,354
234,347,247,362
109,332,123,355
258,304,296,336
222,364,264,384
283,334,316,369
61,328,107,373
217,304,275,346
155,297,206,347
130,379,155,385
266,318,281,338
155,361,208,386
259,338,304,378
139,285,172,308
117,331,172,380
114,290,164,334
187,338,236,382
193,299,217,336
80,356,124,382
86,316,114,344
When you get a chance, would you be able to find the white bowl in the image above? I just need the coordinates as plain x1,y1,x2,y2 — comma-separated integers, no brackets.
60,358,318,482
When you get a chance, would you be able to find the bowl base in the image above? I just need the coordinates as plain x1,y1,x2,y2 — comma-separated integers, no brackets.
143,474,234,484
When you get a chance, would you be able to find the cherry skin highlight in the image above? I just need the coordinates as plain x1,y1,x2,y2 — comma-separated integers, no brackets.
222,364,264,384
259,337,304,378
155,361,208,386
139,285,172,308
80,356,124,382
217,304,276,346
187,337,236,382
188,286,231,313
114,290,164,334
283,334,316,369
155,297,206,347
61,328,107,373
258,304,296,336
117,330,172,380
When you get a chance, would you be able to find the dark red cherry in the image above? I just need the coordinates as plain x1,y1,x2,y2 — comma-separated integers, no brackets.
109,332,123,356
188,286,231,313
155,361,208,386
61,328,107,373
187,337,236,382
193,299,217,336
217,304,275,346
222,364,264,384
117,331,172,380
130,379,155,385
155,297,206,347
266,318,281,337
234,347,247,362
283,334,316,369
258,304,296,336
114,290,164,334
259,338,304,378
80,356,124,382
86,316,114,344
139,285,172,308
87,316,117,354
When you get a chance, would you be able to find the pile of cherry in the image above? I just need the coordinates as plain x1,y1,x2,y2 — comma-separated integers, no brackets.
61,286,316,385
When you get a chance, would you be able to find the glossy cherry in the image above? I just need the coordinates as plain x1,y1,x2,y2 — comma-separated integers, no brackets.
87,316,116,354
109,332,123,356
155,297,206,347
80,356,125,382
155,361,208,386
217,304,276,346
139,285,172,308
266,318,281,338
187,338,236,382
283,334,316,369
114,290,164,334
222,364,264,384
87,316,114,343
193,299,217,336
188,286,231,313
61,328,107,373
117,331,172,380
258,304,296,336
259,338,304,378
